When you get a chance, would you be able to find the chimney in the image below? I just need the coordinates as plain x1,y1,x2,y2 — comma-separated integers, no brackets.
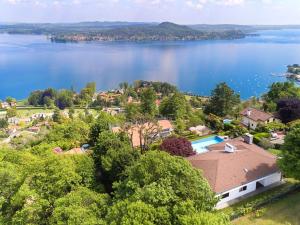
225,143,236,153
244,133,254,145
247,109,252,117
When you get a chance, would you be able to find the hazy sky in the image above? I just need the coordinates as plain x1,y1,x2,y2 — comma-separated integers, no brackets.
1,0,300,24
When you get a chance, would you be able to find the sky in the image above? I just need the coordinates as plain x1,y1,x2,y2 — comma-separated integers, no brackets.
1,0,300,25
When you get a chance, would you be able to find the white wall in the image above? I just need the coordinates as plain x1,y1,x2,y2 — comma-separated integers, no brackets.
242,117,258,130
216,172,282,207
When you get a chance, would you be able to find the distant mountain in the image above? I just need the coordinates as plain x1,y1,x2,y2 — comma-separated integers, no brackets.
189,24,255,32
0,21,153,34
49,22,247,42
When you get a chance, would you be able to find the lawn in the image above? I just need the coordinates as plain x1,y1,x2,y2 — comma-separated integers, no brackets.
233,190,300,225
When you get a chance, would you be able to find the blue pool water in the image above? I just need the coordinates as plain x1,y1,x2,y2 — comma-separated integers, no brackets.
223,119,233,124
192,136,224,154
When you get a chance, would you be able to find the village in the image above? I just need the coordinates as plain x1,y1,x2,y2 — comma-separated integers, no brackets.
0,80,300,224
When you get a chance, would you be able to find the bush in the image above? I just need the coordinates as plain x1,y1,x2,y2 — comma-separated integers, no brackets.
160,137,196,157
253,133,270,145
258,138,275,150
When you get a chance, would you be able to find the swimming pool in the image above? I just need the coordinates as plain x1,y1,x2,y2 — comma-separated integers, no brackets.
192,136,224,154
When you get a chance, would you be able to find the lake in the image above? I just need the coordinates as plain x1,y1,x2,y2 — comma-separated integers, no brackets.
1,29,300,100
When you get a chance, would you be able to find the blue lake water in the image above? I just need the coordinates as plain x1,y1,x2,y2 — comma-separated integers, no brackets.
1,29,300,100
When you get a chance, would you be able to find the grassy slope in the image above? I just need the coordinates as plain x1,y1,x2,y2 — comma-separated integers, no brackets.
233,190,300,225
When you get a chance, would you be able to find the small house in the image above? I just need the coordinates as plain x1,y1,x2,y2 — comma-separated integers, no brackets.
241,108,274,130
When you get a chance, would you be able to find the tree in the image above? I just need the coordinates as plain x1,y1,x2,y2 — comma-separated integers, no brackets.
5,96,16,104
277,98,300,123
106,200,170,225
263,82,300,111
89,112,115,146
55,89,74,110
205,82,240,117
190,96,202,108
86,82,97,96
52,108,64,123
0,118,8,129
205,114,224,132
159,92,189,120
6,107,17,118
113,151,217,215
101,143,140,186
173,200,229,225
46,119,90,150
160,137,196,157
140,88,157,117
28,90,43,106
125,103,140,122
51,188,109,225
279,127,300,180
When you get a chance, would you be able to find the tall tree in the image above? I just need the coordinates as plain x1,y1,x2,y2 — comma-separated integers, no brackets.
279,127,300,180
159,92,189,120
55,89,74,110
51,188,109,225
205,82,240,117
263,82,300,111
113,151,217,212
277,98,300,123
140,88,157,117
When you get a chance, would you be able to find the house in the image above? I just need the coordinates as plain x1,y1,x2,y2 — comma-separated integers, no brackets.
53,147,63,154
8,117,20,124
31,113,53,121
241,108,275,130
188,134,282,208
0,102,10,109
27,126,40,133
112,120,173,148
189,125,211,136
0,101,16,109
64,148,85,155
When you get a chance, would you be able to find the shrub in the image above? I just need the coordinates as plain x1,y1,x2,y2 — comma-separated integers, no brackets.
160,137,196,157
258,138,275,150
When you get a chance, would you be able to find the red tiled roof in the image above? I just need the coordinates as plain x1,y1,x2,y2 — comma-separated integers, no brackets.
241,108,273,122
64,148,84,155
188,138,279,193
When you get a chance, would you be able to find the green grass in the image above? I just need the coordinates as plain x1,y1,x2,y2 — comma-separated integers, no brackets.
233,190,300,225
16,108,54,117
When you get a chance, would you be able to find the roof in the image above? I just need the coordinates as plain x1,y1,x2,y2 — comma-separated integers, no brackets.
64,148,85,155
188,138,279,194
112,120,173,147
241,108,273,122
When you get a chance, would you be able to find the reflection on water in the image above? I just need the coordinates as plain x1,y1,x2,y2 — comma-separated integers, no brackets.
1,29,300,99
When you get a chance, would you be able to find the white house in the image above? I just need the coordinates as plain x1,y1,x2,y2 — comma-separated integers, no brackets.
241,108,275,130
188,134,282,208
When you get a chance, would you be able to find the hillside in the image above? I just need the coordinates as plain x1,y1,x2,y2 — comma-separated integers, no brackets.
50,22,246,42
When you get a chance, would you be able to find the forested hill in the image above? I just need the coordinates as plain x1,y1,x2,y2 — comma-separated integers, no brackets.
0,22,247,42
51,22,247,42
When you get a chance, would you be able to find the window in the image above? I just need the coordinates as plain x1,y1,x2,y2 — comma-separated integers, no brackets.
221,193,229,199
239,186,247,192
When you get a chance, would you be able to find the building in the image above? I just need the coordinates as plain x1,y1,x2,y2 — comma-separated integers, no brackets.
112,120,173,148
189,125,211,136
188,135,282,208
241,108,275,130
0,101,16,109
27,126,40,133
